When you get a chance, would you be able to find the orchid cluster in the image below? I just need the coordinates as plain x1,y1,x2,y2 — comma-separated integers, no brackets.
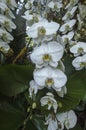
45,110,77,130
22,0,86,130
0,0,17,54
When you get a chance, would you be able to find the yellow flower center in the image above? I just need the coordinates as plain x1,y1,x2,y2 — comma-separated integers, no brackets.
43,54,51,62
71,0,74,5
4,21,9,28
45,78,54,87
2,33,7,40
67,13,71,18
38,26,46,36
5,9,9,15
65,25,69,31
80,62,86,67
64,38,68,43
78,47,84,54
48,100,52,104
54,4,58,10
7,0,11,4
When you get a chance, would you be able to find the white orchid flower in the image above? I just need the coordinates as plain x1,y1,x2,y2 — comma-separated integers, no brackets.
0,28,13,43
57,31,74,47
22,13,33,22
22,10,43,21
27,20,60,38
0,2,15,19
0,15,16,32
57,110,77,129
40,92,58,113
0,40,10,53
78,3,86,19
29,80,40,98
0,0,17,10
45,115,58,130
33,66,67,91
48,1,63,12
77,14,83,30
25,0,34,9
72,54,86,70
65,0,79,9
70,42,86,57
62,31,74,45
30,41,64,68
62,6,77,21
59,19,76,34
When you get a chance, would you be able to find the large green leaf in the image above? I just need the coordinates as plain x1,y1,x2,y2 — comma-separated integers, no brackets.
58,69,86,112
63,54,75,77
24,120,38,130
22,114,46,130
0,101,25,130
32,115,47,130
0,65,33,97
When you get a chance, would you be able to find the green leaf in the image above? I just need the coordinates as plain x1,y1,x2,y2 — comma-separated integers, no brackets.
23,115,46,130
0,65,33,97
24,120,38,130
0,101,25,130
68,124,83,130
58,70,86,112
32,115,47,130
63,54,75,77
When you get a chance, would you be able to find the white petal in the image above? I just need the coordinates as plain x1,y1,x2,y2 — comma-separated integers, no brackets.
62,6,77,21
48,41,64,62
27,20,60,38
72,56,82,70
72,55,86,70
48,120,58,130
57,86,67,98
49,61,58,68
33,67,49,86
0,15,16,32
46,92,54,97
57,112,67,123
30,41,64,67
40,97,49,106
52,69,67,89
70,42,86,56
0,28,14,43
62,31,74,42
30,44,46,65
65,0,79,9
59,20,76,33
66,110,77,129
48,1,62,9
0,40,10,53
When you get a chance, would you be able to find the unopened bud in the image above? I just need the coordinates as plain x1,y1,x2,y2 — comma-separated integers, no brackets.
27,107,30,112
58,102,62,108
32,102,36,109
